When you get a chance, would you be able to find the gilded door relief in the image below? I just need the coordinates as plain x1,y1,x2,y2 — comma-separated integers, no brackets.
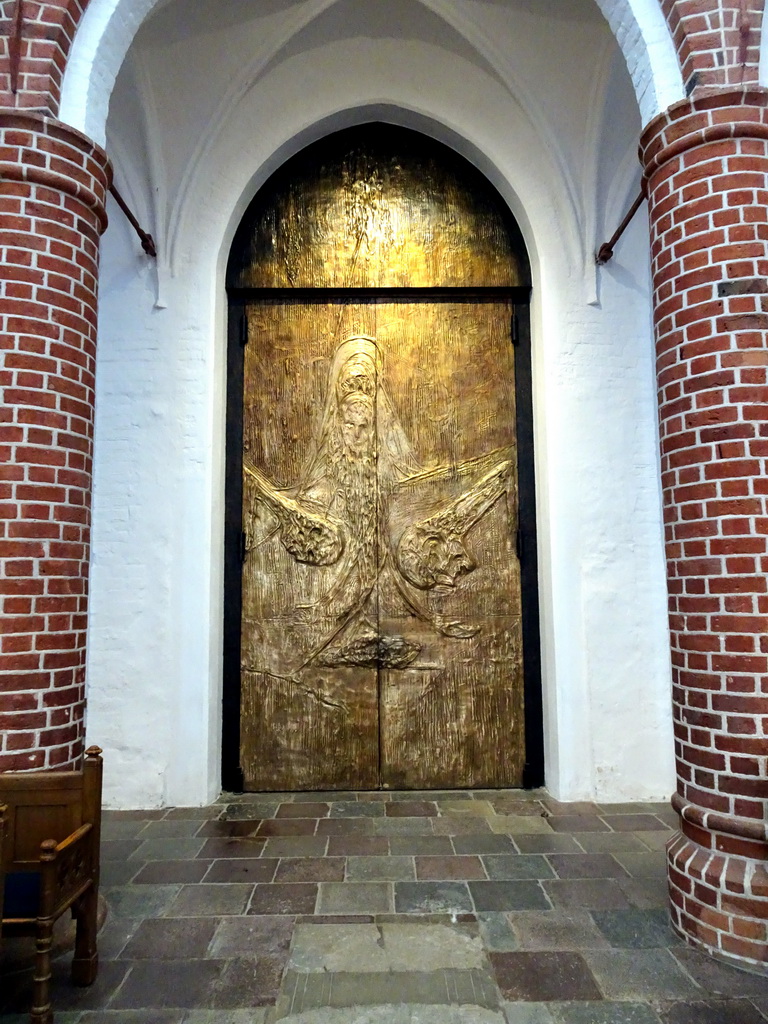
243,334,517,679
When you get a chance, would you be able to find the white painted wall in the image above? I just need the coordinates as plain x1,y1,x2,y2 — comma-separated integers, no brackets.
85,0,675,806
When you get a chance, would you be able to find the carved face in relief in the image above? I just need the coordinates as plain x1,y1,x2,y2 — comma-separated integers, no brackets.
396,524,476,590
340,394,375,458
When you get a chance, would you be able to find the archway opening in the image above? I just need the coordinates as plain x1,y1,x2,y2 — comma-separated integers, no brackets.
223,124,542,792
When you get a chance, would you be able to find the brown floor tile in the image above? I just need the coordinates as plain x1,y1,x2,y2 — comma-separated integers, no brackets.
549,854,629,879
132,860,211,884
249,882,318,914
196,837,268,858
317,817,374,836
196,819,262,838
326,836,389,856
385,801,438,817
548,816,611,833
211,956,286,1007
274,857,346,882
329,801,385,817
488,796,546,815
255,818,318,837
490,950,603,1000
415,855,486,880
482,854,554,880
121,918,217,959
263,837,329,857
276,802,330,818
203,858,278,883
543,879,632,910
210,914,294,957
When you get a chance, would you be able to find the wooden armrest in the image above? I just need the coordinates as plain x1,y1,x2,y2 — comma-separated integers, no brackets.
39,823,96,920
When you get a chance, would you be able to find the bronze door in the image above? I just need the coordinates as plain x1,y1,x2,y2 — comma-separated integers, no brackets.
227,125,532,791
239,299,523,790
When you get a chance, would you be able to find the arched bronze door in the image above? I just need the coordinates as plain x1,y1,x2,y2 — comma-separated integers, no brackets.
225,125,538,791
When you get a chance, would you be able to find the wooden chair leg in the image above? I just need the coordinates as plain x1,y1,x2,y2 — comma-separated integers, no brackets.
71,888,99,986
30,918,54,1024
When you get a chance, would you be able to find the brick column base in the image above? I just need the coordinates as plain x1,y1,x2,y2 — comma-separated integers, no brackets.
0,112,110,771
641,88,768,972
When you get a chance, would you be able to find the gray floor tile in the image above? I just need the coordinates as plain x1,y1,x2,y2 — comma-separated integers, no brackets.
110,961,225,1009
453,835,518,855
166,884,253,916
590,908,679,948
613,853,668,878
138,820,205,838
478,912,520,951
617,876,669,909
574,833,650,853
656,999,767,1023
131,838,206,861
543,879,631,910
509,909,611,951
548,854,628,880
104,885,181,919
502,1004,557,1024
79,1013,186,1023
346,855,414,881
390,835,454,855
670,947,768,996
550,1001,662,1022
395,881,474,914
583,949,700,999
121,917,218,958
512,835,582,855
483,856,554,880
470,881,551,912
184,1012,268,1023
316,882,393,914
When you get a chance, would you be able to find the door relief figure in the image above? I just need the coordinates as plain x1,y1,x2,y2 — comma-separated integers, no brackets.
244,335,516,676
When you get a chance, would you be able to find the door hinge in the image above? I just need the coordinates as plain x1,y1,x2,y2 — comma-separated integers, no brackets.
240,312,249,347
240,530,248,564
511,309,519,347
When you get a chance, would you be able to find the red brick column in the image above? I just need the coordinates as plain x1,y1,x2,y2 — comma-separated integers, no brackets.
0,111,110,771
641,88,768,971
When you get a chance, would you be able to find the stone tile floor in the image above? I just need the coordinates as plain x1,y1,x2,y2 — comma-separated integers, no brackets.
2,790,767,1023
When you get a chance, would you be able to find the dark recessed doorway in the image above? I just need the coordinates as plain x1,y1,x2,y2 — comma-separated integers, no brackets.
223,124,542,792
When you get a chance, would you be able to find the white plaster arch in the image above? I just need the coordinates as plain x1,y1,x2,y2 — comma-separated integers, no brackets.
88,5,674,806
61,0,683,145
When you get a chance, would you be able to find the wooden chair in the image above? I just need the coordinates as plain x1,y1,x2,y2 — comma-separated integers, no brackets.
0,747,103,1024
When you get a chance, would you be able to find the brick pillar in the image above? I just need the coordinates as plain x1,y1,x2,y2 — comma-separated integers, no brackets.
0,112,110,771
640,88,768,971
